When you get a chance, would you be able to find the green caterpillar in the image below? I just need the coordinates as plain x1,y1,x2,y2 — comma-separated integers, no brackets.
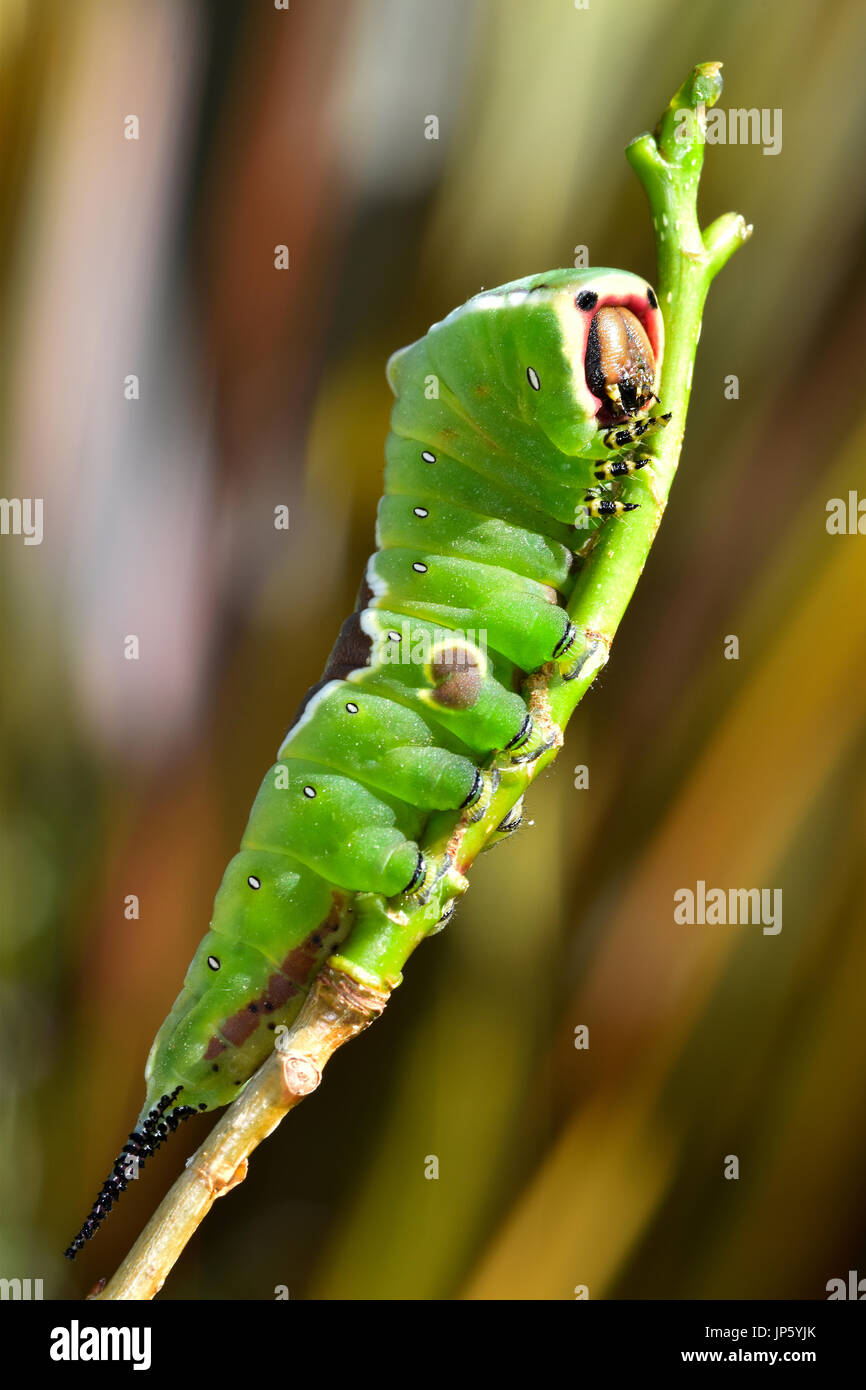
66,265,667,1257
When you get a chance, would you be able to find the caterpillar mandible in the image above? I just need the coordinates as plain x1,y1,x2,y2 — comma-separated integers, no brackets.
66,264,668,1258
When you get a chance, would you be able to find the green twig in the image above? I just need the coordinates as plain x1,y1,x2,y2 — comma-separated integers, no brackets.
94,62,750,1300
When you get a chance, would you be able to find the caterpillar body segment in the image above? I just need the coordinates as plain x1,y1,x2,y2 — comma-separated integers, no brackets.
281,685,482,811
375,494,577,591
368,548,576,674
142,852,350,1114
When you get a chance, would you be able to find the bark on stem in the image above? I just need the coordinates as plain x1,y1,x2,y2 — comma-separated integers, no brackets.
93,968,388,1300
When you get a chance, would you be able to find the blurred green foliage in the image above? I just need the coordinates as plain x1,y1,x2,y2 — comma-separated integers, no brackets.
2,0,865,1299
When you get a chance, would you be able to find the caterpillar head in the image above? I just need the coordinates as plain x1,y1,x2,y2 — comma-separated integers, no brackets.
416,267,665,460
565,271,665,433
584,304,657,419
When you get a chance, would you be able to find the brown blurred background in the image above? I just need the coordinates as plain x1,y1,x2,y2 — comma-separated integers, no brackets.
2,0,866,1300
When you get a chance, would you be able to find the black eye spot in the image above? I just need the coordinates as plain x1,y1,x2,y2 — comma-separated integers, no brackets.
207,955,220,971
247,875,261,890
212,1064,219,1072
412,561,427,573
647,287,658,309
303,785,316,799
421,450,436,463
576,290,598,311
526,367,541,391
198,1102,207,1110
345,701,359,714
248,1003,259,1013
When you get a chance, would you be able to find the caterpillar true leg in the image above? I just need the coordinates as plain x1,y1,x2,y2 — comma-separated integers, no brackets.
594,453,652,482
602,410,671,451
582,491,639,519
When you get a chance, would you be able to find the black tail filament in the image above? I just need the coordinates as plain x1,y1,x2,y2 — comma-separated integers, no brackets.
64,1087,197,1259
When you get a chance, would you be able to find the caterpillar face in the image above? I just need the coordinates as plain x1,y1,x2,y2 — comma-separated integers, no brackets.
585,305,657,420
565,274,663,435
403,267,665,467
